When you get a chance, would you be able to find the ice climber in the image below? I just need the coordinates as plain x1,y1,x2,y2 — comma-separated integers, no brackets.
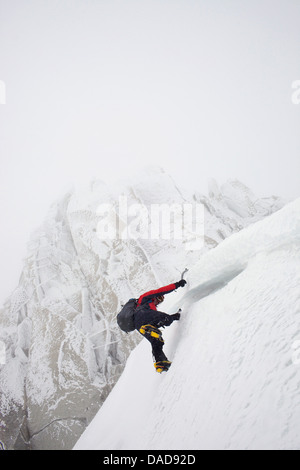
134,280,186,373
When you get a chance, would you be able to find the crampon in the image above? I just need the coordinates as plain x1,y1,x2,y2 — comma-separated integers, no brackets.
154,360,171,373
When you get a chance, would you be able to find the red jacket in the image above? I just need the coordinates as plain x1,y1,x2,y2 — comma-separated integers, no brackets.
137,283,177,311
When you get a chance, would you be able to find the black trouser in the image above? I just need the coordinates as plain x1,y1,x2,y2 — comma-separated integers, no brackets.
135,307,174,363
139,327,168,363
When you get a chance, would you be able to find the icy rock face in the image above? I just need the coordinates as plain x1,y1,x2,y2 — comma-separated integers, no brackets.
0,169,285,449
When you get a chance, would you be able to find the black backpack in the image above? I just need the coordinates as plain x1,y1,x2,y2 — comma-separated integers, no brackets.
117,298,138,333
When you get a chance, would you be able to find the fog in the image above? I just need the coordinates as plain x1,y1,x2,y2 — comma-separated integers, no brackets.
0,0,299,303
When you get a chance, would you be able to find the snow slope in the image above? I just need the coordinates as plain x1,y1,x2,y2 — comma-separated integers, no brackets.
75,197,300,450
0,168,286,449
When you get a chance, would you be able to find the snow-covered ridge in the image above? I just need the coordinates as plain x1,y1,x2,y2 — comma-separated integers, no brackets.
75,197,300,450
180,196,300,307
0,168,286,449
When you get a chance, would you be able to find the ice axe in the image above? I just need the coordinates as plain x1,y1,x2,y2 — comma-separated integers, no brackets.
173,268,188,315
179,268,188,314
180,268,189,280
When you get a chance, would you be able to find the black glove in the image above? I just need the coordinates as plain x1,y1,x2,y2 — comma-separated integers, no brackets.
175,279,187,288
171,312,181,321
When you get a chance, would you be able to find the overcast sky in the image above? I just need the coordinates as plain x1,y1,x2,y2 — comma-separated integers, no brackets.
0,0,300,303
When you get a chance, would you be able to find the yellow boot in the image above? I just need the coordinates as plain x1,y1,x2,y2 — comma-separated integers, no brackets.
139,324,163,341
154,360,171,373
